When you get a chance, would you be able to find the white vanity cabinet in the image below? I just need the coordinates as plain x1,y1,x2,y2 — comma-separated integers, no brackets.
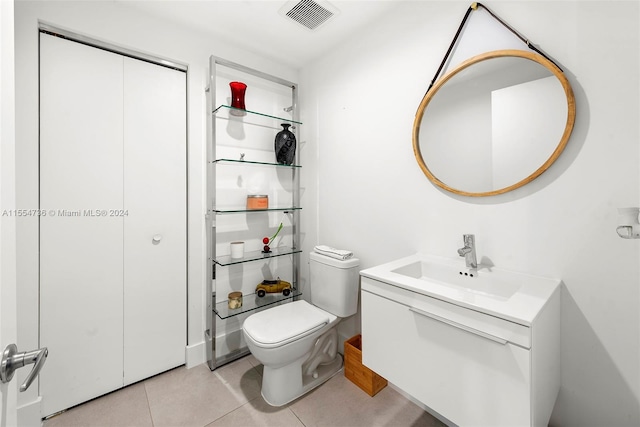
361,276,560,427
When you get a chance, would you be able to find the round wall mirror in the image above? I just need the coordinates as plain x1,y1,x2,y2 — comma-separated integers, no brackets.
413,49,576,197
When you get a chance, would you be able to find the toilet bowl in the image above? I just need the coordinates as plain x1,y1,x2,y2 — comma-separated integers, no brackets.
242,252,360,406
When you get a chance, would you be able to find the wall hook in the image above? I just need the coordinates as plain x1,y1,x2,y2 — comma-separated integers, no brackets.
616,207,640,239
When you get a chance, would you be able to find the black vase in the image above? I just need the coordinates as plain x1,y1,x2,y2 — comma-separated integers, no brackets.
274,123,296,165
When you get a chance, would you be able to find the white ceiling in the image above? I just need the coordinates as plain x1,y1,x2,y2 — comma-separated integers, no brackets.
117,0,400,69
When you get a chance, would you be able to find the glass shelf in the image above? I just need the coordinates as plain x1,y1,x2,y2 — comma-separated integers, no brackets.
213,105,303,125
212,158,301,168
214,287,301,319
214,246,302,266
213,206,301,214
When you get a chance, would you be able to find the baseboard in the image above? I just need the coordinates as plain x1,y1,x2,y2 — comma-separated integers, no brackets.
186,327,249,369
185,341,206,368
215,327,246,356
17,396,42,427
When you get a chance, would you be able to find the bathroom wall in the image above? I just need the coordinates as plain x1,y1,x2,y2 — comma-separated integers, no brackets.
14,1,298,421
299,1,640,426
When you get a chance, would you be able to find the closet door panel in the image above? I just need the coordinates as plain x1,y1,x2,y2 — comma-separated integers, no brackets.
122,58,187,384
39,34,124,416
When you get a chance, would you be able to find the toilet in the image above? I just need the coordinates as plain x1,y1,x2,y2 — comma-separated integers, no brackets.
242,251,360,406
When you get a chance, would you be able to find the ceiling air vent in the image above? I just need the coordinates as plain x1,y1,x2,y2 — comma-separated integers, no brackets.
280,0,338,31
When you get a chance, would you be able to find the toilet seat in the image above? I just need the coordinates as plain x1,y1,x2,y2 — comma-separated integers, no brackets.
243,300,336,349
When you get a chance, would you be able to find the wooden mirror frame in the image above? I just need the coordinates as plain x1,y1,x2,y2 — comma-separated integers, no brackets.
412,49,576,197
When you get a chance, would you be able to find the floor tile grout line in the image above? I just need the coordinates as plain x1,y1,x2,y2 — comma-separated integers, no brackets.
288,406,307,427
142,379,155,427
204,395,262,427
200,367,256,427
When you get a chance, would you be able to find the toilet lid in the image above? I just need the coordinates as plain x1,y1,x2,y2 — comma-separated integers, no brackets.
243,300,333,348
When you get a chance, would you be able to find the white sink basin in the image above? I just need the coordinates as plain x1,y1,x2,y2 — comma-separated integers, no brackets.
391,260,521,300
360,253,560,325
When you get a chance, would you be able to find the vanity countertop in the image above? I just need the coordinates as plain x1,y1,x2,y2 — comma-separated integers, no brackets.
360,253,561,326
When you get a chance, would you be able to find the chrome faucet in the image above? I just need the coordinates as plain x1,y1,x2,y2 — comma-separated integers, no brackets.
457,234,477,269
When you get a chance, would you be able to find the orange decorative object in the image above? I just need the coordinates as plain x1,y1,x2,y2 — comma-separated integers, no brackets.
246,195,268,210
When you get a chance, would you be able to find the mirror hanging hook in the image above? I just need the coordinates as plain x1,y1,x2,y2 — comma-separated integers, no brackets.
474,3,562,71
423,2,562,102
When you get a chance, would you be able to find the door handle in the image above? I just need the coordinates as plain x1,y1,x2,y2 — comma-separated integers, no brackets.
0,344,48,392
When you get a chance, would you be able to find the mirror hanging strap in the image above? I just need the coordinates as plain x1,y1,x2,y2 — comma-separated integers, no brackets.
425,2,563,98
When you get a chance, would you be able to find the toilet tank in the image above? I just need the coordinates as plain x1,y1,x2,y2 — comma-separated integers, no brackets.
309,251,360,317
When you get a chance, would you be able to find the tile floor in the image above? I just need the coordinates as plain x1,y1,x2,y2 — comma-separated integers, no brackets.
43,355,446,427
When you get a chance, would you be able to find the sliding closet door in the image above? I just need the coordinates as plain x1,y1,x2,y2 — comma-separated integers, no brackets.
122,58,186,385
40,34,125,415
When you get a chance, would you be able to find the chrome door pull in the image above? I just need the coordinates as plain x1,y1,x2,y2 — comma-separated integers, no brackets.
0,344,48,392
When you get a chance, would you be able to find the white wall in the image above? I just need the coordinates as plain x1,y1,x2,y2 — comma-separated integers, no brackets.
300,1,639,426
14,0,297,418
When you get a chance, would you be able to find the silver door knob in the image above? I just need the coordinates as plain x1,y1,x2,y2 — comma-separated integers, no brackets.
0,344,48,392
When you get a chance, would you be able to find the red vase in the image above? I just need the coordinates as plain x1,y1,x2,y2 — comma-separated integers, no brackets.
229,81,247,115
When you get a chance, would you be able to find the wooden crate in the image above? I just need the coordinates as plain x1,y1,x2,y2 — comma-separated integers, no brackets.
344,334,387,396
